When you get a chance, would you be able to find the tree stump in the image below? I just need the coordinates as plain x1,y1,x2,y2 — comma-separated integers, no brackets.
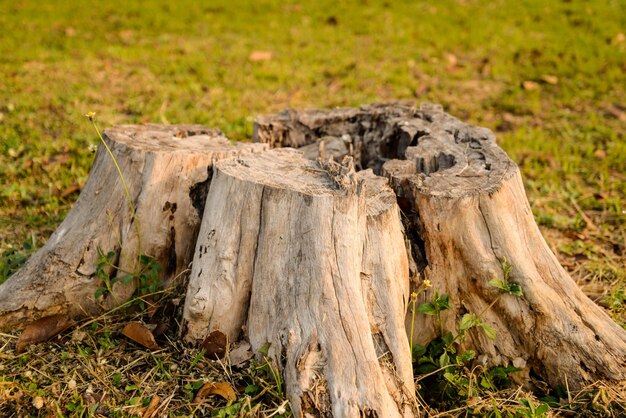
2,104,626,417
253,103,626,392
0,124,267,329
182,149,416,417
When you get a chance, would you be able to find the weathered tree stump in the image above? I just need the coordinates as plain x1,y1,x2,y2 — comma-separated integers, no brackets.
0,124,266,329
3,103,626,417
253,103,626,392
182,149,416,416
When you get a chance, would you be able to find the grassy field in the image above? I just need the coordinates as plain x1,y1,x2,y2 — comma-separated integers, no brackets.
1,0,625,416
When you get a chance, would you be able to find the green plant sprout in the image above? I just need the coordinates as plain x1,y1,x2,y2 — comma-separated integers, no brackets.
85,111,142,262
0,236,37,284
488,256,523,297
416,290,451,338
409,278,431,354
412,258,526,405
85,112,160,305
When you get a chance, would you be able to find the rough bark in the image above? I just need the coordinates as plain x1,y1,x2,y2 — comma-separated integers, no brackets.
183,148,417,417
253,103,626,391
0,124,267,330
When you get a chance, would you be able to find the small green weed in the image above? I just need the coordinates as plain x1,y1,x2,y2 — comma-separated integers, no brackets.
413,259,526,409
515,398,551,418
0,236,37,284
87,113,162,309
488,257,523,297
413,295,505,405
416,290,451,338
94,248,161,306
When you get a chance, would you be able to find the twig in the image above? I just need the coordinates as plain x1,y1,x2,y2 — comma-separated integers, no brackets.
569,197,600,234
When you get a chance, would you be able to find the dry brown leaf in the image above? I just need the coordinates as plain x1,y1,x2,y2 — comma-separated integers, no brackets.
445,53,457,72
479,58,491,76
612,32,625,45
201,330,228,359
522,80,539,91
43,153,71,169
32,396,44,409
193,381,237,404
142,395,160,418
540,74,558,85
415,83,430,96
60,183,81,198
605,104,626,121
122,322,158,350
16,314,75,353
119,30,135,44
594,149,607,160
249,51,273,62
152,322,169,338
229,341,253,367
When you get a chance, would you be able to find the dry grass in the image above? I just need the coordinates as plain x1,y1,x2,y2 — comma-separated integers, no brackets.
0,282,290,418
2,294,625,417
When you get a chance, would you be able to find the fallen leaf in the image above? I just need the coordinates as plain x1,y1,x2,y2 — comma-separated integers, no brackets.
32,396,44,409
201,330,228,359
1,386,22,400
522,80,539,91
193,382,236,404
16,314,76,353
60,183,81,199
142,395,160,418
83,392,99,409
605,104,626,121
122,322,158,350
119,30,135,44
43,153,71,169
415,83,429,96
540,74,558,85
152,322,169,338
71,328,87,343
445,53,457,72
479,58,491,76
228,341,253,367
612,32,625,45
249,51,273,62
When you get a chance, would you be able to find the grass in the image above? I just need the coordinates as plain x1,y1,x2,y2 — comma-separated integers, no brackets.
0,287,290,417
0,0,625,415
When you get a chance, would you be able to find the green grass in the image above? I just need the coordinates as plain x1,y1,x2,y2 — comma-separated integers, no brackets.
1,0,625,415
1,0,625,250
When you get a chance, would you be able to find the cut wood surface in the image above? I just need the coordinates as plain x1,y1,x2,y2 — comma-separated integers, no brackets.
0,124,267,329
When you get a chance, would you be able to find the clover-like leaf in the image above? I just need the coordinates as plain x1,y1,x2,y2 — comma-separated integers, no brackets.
459,313,480,331
458,350,476,364
417,302,437,315
480,322,497,340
